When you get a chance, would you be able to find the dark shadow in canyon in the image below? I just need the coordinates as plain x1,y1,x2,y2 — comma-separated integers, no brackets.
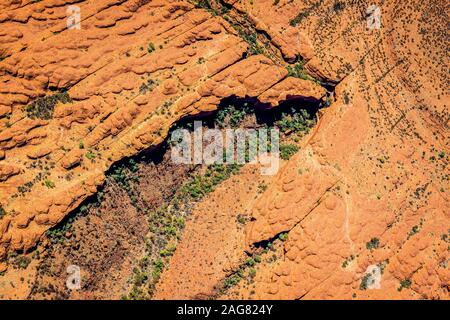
27,93,326,300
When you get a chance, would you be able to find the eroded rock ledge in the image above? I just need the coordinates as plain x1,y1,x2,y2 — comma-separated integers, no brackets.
0,0,326,263
0,0,448,301
154,0,449,300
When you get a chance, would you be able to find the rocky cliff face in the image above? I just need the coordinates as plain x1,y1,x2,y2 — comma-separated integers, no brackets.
0,0,448,300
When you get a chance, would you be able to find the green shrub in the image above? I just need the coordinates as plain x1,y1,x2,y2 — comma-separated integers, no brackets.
408,225,420,238
14,256,31,269
223,273,241,289
147,42,156,53
398,279,412,291
236,214,249,225
139,79,156,94
237,28,265,55
132,268,148,286
246,258,255,267
152,259,164,279
85,151,96,160
0,48,9,62
359,273,372,290
290,12,309,26
279,232,288,241
194,0,211,10
276,108,315,134
160,244,177,257
286,61,310,80
44,179,55,189
366,237,380,250
333,1,345,12
280,144,299,160
181,164,241,200
215,104,250,128
257,182,268,193
24,92,71,120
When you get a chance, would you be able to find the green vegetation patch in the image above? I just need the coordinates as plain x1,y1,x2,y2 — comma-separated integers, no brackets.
24,92,72,120
280,144,299,160
215,103,251,128
13,256,31,269
181,164,241,199
139,79,156,94
359,273,372,290
286,60,314,82
237,28,265,56
127,160,242,299
275,108,315,134
194,0,212,10
290,11,310,26
147,42,156,53
366,237,380,250
43,179,55,189
0,48,9,62
398,279,412,291
85,150,96,160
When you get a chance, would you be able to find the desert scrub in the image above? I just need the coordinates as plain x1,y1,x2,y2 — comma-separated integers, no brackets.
126,97,323,299
12,255,31,269
43,179,55,189
280,144,299,160
407,224,420,238
0,206,5,219
286,60,315,82
159,243,177,257
216,248,269,297
45,204,91,245
332,1,345,12
194,0,212,10
0,48,9,62
24,92,72,120
85,150,96,160
223,273,242,289
215,103,251,128
181,163,241,199
139,79,156,94
342,255,355,268
290,12,309,26
46,218,73,244
138,162,239,294
237,28,265,56
359,273,373,290
128,161,242,299
398,279,412,291
257,182,268,193
366,237,380,250
275,108,315,135
147,42,156,53
109,159,141,210
279,232,288,241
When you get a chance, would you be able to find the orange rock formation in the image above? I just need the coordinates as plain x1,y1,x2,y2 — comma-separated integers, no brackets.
0,0,448,300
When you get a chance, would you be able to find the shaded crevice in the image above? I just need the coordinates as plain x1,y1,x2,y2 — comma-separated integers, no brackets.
33,93,324,299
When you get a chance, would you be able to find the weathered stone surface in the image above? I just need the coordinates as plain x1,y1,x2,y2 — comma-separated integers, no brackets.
154,0,449,300
0,1,323,259
0,0,448,301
